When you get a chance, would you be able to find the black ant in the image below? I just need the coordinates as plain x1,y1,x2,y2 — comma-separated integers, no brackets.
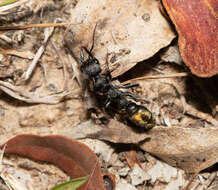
79,24,155,130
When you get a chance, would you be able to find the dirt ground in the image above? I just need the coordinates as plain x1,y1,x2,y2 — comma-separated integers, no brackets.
0,0,217,190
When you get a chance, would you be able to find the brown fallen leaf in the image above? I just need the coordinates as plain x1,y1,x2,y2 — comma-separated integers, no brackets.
141,126,218,173
61,120,151,144
1,134,107,190
67,0,175,77
62,120,218,173
162,0,218,77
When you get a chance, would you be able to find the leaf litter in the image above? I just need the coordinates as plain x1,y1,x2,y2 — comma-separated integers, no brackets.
0,0,217,190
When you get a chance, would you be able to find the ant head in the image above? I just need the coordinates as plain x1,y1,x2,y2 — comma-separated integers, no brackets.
80,46,99,65
80,23,102,77
80,46,101,77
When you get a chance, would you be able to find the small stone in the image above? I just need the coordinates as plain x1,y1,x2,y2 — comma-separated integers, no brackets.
147,160,178,183
161,45,182,65
81,139,113,163
118,167,130,177
130,164,151,186
113,159,124,167
117,179,138,190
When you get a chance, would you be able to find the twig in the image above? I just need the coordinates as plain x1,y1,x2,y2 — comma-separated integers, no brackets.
21,27,54,82
0,23,74,31
121,72,188,85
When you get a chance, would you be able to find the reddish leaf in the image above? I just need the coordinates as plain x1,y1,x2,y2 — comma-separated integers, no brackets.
162,0,218,77
1,134,106,190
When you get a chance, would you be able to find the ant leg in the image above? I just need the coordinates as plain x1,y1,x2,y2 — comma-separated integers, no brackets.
122,92,139,101
125,93,146,103
105,51,112,81
117,90,145,103
80,48,85,66
120,83,139,89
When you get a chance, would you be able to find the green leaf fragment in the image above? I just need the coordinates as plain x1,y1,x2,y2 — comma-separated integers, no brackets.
0,0,18,7
51,176,89,190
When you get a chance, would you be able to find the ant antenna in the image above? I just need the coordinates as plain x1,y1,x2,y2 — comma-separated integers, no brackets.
80,22,98,60
89,22,98,53
82,46,94,58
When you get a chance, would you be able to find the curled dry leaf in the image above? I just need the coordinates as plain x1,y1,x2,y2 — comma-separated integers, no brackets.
1,134,107,190
69,0,175,77
162,0,218,77
142,126,218,173
61,120,150,144
63,121,218,173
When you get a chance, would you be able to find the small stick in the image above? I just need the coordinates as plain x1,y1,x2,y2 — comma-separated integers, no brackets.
0,23,76,31
21,27,54,82
121,72,189,85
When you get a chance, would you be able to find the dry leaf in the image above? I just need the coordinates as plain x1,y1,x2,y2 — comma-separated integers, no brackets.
68,0,175,77
61,120,150,144
141,126,218,173
162,0,218,77
64,121,218,173
1,134,109,190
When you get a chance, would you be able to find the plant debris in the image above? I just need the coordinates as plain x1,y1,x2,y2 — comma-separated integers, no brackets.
68,0,175,77
0,0,217,189
1,134,108,190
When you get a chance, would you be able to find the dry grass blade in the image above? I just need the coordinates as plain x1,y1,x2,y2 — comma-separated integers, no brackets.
121,72,188,85
3,49,34,59
0,23,73,31
21,27,54,82
0,0,28,14
0,80,69,104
